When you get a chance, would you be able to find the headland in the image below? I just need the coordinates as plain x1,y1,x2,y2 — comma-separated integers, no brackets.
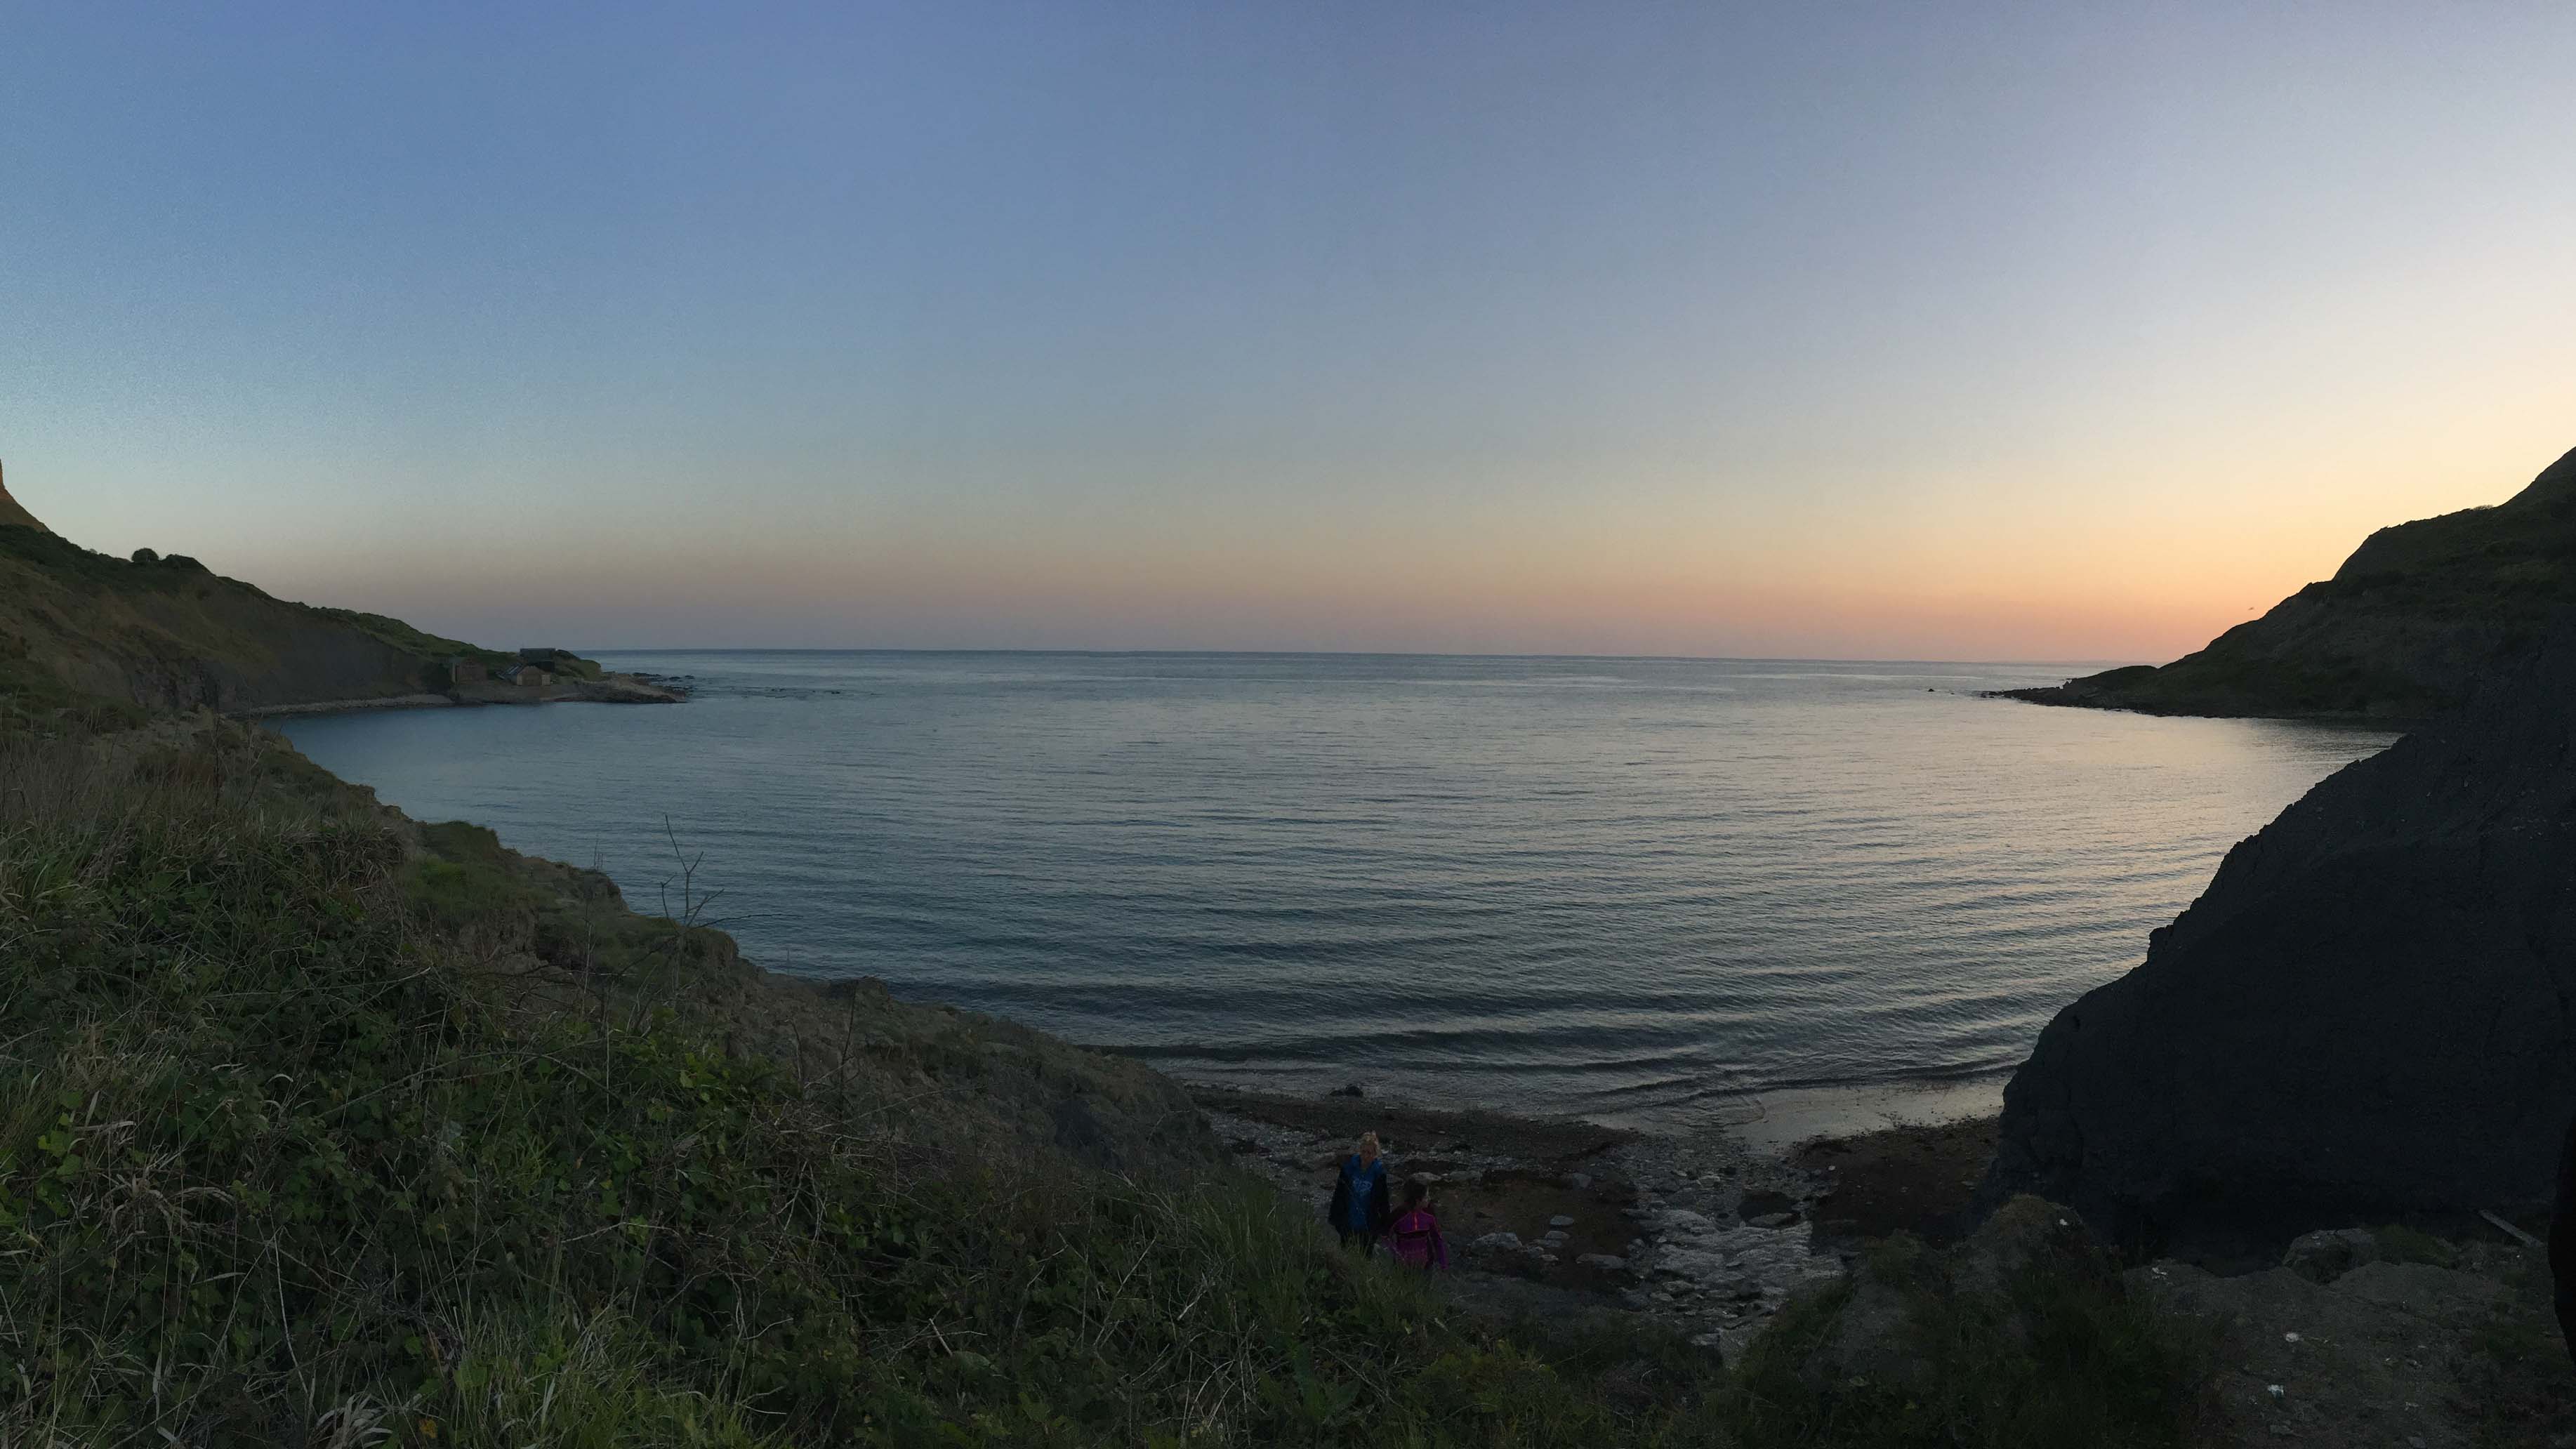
7,468,2576,1445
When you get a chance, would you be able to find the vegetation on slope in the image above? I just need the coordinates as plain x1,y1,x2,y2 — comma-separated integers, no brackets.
2007,444,2576,720
0,711,2222,1447
0,524,593,713
0,506,2224,1445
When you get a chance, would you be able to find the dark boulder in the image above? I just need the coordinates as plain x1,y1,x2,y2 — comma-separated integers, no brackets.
1984,619,2576,1238
2553,1113,2576,1368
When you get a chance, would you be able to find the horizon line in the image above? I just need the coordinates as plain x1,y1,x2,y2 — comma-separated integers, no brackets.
569,645,2136,669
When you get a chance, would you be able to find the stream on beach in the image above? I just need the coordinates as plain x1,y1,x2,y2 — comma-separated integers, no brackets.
275,651,2393,1133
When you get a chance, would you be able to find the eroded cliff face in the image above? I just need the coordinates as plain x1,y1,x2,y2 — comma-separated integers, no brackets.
0,529,445,711
2004,445,2576,720
0,465,46,533
1984,619,2576,1237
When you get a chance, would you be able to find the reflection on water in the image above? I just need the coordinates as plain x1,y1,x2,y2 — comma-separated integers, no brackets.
277,652,2393,1130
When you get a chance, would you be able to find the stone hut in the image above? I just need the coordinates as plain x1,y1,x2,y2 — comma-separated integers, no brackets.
449,656,488,684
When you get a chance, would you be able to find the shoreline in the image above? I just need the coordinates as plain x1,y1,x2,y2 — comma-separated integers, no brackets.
1169,1066,2013,1154
1983,684,2429,730
233,692,465,719
233,675,686,719
1191,1080,2004,1356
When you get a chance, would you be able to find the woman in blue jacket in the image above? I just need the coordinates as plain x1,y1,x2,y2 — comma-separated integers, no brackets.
1328,1132,1392,1250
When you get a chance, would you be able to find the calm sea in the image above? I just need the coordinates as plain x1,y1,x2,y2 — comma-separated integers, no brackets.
276,652,2391,1130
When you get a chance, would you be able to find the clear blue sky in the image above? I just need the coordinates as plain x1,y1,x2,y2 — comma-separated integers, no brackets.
8,3,2574,656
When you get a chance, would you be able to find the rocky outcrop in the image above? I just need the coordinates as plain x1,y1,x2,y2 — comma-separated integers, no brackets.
2132,1248,2514,1447
1807,1196,2114,1390
0,523,643,715
1986,617,2576,1236
2002,445,2576,720
0,462,46,533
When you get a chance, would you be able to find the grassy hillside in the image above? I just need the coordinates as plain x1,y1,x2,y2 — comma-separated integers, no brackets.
0,531,2221,1446
0,525,583,717
0,716,1711,1447
2005,445,2576,720
0,714,2221,1447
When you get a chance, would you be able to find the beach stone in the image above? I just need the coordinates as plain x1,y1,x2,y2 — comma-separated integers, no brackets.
1548,1215,1576,1228
2283,1228,2380,1285
1748,1211,1796,1229
1470,1232,1522,1252
1653,1245,1729,1281
1565,1172,1593,1190
1986,621,2576,1231
1578,1253,1629,1271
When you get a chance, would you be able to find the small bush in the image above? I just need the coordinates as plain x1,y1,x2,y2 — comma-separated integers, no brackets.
1712,1232,2214,1448
2372,1223,2462,1269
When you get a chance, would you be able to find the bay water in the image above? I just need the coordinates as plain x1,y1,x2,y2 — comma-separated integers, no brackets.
277,652,2391,1130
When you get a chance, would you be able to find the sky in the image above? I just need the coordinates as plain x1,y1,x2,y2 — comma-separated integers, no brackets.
6,3,2575,660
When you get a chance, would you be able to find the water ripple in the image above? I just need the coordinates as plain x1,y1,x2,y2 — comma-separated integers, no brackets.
277,652,2393,1130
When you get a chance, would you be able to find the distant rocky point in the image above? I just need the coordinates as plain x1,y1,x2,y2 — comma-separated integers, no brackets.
0,466,678,717
1983,614,2576,1238
2001,444,2576,721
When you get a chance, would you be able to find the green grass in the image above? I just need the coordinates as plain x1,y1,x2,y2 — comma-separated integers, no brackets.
0,525,600,704
2368,1222,2463,1269
2043,460,2576,719
301,604,521,673
1716,1233,2214,1449
0,729,1715,1446
0,716,2219,1447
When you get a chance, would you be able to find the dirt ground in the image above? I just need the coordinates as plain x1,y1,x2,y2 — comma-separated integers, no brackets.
1795,1116,1999,1246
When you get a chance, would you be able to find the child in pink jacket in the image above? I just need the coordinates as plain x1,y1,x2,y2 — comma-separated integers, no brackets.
1386,1178,1448,1269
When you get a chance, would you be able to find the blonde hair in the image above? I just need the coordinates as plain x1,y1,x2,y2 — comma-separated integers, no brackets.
1357,1132,1382,1161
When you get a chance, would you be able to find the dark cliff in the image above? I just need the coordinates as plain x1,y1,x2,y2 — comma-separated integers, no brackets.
1985,618,2576,1236
2005,445,2576,721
